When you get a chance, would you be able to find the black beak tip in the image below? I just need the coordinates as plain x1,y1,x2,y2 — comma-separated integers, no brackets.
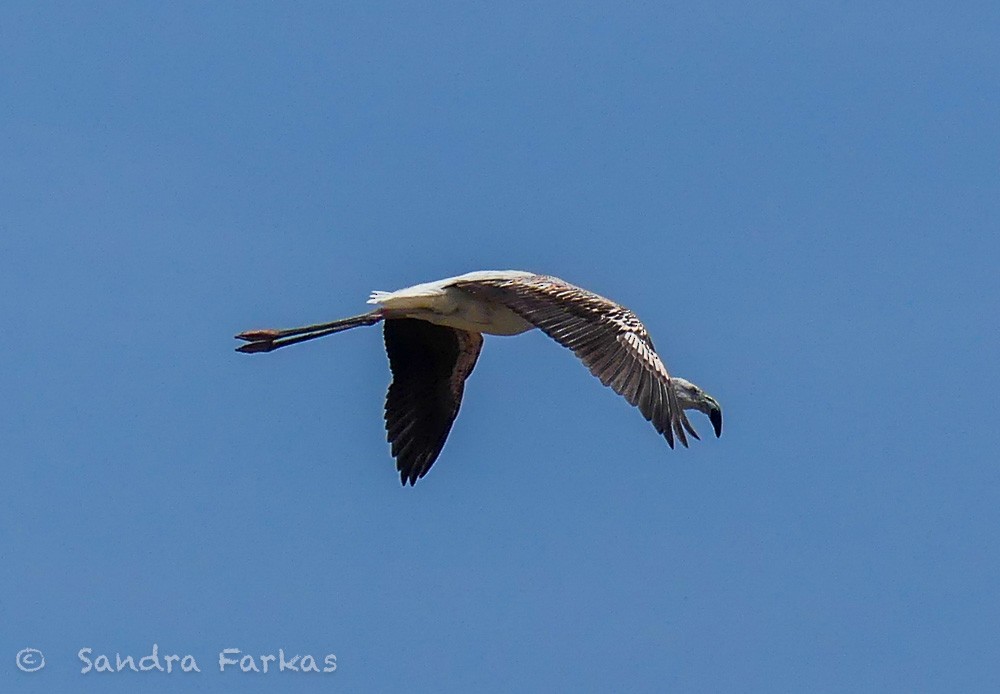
710,408,723,438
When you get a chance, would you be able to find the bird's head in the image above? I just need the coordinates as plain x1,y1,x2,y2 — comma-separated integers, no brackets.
671,377,723,438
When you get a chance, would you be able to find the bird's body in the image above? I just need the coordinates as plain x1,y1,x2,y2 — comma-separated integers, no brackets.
367,270,536,335
237,270,722,485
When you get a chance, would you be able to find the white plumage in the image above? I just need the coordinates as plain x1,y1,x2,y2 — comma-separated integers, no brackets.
367,270,536,335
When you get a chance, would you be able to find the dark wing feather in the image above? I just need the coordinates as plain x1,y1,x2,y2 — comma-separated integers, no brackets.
453,275,691,448
383,318,483,485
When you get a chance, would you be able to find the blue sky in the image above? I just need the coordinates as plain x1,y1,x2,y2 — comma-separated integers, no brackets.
2,2,998,692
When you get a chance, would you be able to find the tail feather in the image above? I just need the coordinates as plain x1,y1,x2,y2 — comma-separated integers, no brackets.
367,290,391,304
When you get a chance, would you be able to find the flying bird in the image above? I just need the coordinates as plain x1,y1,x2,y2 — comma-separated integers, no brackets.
236,270,722,485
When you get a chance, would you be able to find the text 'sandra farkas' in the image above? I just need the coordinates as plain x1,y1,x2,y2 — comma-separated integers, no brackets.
66,644,337,674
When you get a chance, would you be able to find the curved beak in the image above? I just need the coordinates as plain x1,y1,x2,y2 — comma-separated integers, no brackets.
709,406,723,438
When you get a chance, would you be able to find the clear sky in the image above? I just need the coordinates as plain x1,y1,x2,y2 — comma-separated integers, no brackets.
2,2,998,692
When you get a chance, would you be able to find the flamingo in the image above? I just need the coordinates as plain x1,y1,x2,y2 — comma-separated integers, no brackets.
236,270,722,485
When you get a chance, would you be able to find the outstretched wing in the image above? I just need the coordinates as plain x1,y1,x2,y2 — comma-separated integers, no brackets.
453,275,692,448
383,318,483,485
